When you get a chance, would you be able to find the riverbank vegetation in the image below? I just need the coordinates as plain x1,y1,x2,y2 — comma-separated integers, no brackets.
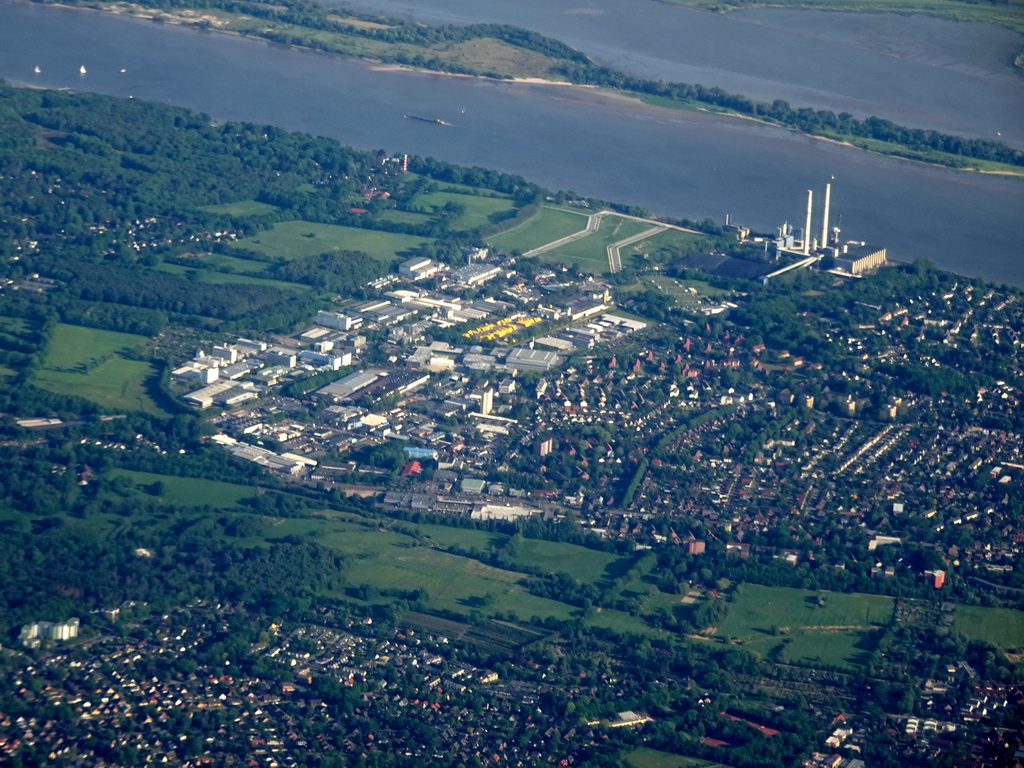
39,0,1024,175
665,0,1024,38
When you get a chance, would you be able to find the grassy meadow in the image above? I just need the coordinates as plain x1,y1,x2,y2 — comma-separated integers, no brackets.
954,605,1024,651
231,220,433,263
34,324,168,415
716,584,895,668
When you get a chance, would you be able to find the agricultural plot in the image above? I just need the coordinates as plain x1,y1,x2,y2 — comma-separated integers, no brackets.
230,221,432,264
546,216,652,272
486,207,590,254
35,324,168,415
414,190,517,231
108,470,260,509
953,605,1024,651
461,620,552,655
716,584,895,669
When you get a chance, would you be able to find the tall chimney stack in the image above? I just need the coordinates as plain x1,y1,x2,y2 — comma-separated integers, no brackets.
821,182,831,248
804,189,813,256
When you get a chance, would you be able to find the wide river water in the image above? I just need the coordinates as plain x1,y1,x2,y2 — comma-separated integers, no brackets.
0,0,1022,284
338,0,1024,149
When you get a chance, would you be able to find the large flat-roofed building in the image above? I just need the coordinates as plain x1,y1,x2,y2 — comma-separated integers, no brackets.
505,347,560,372
451,263,502,287
398,257,440,279
318,370,380,401
835,244,887,276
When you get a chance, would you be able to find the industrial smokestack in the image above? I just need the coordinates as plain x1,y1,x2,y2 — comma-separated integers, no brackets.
804,189,813,255
821,183,831,248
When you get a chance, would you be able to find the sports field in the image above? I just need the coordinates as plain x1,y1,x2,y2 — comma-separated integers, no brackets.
716,584,895,669
487,207,590,254
953,605,1024,651
624,749,729,768
35,324,168,415
231,221,432,263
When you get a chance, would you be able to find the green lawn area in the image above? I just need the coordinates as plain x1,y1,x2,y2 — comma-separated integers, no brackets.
716,584,894,669
624,749,729,768
515,539,626,585
546,215,653,273
377,209,435,226
954,605,1024,651
486,207,590,254
201,252,278,272
230,220,432,263
34,324,168,415
155,262,310,291
109,470,260,508
643,275,732,310
200,199,281,217
587,607,671,639
414,190,517,230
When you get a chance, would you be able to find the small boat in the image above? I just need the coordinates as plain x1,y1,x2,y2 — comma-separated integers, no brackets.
120,68,127,73
34,65,41,74
404,114,449,126
79,65,87,75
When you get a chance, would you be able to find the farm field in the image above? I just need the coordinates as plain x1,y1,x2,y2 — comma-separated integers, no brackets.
200,199,280,217
515,538,627,585
953,605,1024,651
486,207,590,254
716,584,895,669
414,190,517,230
108,470,260,509
34,324,168,415
230,221,432,263
377,209,434,226
546,216,653,272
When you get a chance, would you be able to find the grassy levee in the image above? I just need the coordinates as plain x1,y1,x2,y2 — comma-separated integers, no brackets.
546,215,653,272
230,221,433,263
716,583,895,669
35,323,168,415
954,605,1024,651
487,207,592,254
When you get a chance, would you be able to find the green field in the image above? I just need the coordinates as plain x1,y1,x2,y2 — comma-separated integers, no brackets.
624,749,729,768
645,228,708,254
954,605,1024,651
546,215,653,272
516,539,626,584
231,220,433,263
200,199,281,217
414,190,517,230
35,324,168,415
486,207,590,253
716,584,895,668
109,470,261,508
155,262,310,291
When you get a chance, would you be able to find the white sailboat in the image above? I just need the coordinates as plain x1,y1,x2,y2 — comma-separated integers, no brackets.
79,65,87,75
34,65,41,74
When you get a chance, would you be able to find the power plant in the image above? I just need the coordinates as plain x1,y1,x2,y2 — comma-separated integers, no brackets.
766,181,886,278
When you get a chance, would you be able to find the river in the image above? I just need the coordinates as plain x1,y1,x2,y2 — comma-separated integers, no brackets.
0,0,1022,284
336,0,1024,149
